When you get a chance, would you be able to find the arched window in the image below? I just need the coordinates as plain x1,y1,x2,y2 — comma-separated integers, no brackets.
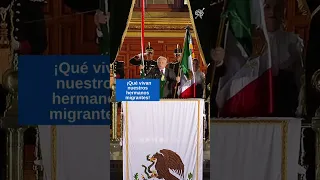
134,0,188,11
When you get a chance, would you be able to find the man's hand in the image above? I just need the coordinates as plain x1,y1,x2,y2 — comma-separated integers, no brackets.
135,53,148,59
210,47,225,64
134,55,140,59
139,65,144,70
94,10,109,28
135,53,143,59
176,76,180,82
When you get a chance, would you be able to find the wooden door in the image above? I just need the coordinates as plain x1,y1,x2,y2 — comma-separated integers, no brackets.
44,0,98,55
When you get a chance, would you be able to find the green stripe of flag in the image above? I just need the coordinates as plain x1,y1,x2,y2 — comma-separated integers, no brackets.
225,0,252,56
181,28,192,79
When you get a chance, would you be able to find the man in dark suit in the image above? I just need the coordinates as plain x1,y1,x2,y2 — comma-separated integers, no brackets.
129,44,157,77
146,56,179,98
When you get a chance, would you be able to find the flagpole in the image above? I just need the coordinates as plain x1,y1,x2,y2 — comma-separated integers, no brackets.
208,0,228,98
140,0,145,78
194,77,196,98
173,66,182,98
174,26,189,98
191,29,195,98
193,52,195,98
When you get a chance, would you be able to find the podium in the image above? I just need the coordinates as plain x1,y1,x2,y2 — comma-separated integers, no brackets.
210,118,302,180
122,99,204,180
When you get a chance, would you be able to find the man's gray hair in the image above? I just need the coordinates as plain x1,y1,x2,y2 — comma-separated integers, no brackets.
157,56,168,63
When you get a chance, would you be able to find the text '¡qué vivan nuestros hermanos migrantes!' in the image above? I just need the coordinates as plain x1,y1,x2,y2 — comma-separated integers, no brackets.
50,61,111,123
125,80,151,100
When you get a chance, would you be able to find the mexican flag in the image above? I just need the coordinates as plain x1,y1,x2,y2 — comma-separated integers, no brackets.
225,0,252,57
216,0,274,117
178,27,196,98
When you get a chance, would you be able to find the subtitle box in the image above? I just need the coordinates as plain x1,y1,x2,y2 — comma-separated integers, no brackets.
116,79,160,101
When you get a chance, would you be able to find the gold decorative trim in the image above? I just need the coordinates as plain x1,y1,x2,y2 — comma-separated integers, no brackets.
125,102,129,180
126,31,195,37
129,15,192,32
124,6,206,66
127,12,193,37
129,24,192,31
296,0,311,17
211,119,288,180
131,12,190,19
115,0,136,61
130,18,191,24
196,99,201,180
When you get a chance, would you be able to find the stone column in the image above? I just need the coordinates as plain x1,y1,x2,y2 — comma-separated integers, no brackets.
111,80,118,141
110,79,121,160
5,128,27,180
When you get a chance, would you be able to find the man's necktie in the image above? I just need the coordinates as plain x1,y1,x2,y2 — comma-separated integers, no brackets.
160,69,165,81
